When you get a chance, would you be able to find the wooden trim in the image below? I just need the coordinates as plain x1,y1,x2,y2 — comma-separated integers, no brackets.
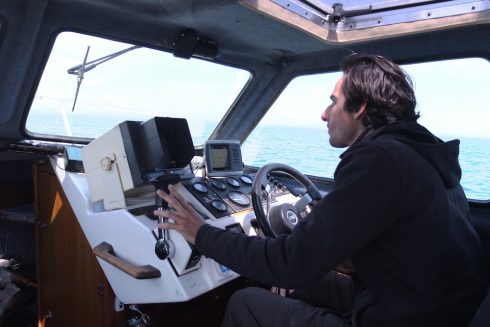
93,242,161,279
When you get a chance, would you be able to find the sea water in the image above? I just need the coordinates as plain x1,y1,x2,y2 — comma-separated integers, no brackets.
26,113,490,200
242,125,490,200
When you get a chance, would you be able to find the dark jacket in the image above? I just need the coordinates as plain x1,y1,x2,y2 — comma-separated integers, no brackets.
196,121,489,326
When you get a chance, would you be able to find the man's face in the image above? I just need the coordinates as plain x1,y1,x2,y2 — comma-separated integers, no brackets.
321,76,365,148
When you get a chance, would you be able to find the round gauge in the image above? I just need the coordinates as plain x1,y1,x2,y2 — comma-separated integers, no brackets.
226,177,241,188
211,200,227,212
228,190,250,207
211,179,227,191
240,175,253,185
192,181,209,193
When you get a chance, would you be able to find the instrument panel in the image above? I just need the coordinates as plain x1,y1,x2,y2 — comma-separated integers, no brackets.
183,174,255,218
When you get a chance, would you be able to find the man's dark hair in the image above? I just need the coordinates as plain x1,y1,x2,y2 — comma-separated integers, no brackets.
340,53,419,128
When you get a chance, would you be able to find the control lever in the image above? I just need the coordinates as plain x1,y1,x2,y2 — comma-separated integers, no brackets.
151,174,180,260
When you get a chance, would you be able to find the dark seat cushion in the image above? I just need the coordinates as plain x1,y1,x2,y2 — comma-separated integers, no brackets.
468,204,490,326
469,204,490,261
469,291,490,327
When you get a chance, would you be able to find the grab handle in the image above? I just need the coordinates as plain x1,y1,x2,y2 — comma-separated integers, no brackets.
93,242,161,279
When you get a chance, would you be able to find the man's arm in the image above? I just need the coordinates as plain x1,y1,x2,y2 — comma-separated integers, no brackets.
156,144,401,289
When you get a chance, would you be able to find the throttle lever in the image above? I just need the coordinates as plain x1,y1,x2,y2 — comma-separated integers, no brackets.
151,174,180,260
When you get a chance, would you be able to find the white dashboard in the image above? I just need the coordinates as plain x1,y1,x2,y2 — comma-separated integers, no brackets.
50,156,275,304
56,117,302,305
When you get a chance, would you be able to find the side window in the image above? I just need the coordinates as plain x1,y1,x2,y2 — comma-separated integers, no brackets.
242,58,490,200
242,72,343,177
405,59,490,201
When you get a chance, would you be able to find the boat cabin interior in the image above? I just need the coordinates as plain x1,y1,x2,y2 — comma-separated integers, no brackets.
0,0,489,326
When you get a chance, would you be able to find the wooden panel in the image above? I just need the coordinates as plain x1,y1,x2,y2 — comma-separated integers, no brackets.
34,161,128,327
33,160,241,326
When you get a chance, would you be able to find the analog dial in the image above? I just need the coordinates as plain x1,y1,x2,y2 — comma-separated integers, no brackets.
211,200,227,212
228,190,250,207
240,175,253,185
211,179,227,191
192,181,209,193
226,177,241,188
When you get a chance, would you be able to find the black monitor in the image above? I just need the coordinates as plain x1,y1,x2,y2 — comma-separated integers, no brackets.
204,140,243,177
120,117,195,185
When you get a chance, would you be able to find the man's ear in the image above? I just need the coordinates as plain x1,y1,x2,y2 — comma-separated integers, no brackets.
354,102,367,120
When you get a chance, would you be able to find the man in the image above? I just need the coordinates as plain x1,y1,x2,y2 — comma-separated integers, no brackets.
155,54,489,326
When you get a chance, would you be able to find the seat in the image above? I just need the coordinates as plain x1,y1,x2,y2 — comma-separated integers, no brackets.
468,206,490,327
469,291,490,327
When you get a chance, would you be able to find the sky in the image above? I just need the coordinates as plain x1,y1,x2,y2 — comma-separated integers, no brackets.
262,58,490,139
30,32,250,137
30,31,490,140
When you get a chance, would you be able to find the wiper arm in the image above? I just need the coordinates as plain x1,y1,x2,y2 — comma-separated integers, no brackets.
301,1,373,23
70,45,90,112
67,45,140,75
331,3,373,22
67,45,141,111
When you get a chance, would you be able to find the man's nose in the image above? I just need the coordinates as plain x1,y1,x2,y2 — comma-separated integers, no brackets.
321,107,330,122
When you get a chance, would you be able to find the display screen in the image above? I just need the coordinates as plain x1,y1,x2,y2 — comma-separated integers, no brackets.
204,140,243,177
210,145,230,170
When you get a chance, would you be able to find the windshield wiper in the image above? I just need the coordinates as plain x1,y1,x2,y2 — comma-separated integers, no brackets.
302,1,373,22
67,45,141,112
68,45,90,112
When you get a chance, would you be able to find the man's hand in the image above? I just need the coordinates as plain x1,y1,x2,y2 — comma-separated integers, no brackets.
154,184,205,245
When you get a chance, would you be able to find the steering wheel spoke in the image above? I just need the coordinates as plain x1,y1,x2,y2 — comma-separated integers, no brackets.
259,189,271,217
293,193,313,214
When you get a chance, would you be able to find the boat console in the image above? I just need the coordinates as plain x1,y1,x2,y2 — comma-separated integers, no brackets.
51,117,264,305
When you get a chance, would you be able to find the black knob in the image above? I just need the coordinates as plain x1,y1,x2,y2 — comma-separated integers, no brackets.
155,239,170,260
250,218,259,228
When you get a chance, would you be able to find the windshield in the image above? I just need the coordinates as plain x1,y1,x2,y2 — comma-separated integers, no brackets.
27,32,250,145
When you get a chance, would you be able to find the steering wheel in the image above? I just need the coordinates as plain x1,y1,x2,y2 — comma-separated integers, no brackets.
251,163,321,237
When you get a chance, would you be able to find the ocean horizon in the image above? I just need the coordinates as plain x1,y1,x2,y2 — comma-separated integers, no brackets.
26,112,490,200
